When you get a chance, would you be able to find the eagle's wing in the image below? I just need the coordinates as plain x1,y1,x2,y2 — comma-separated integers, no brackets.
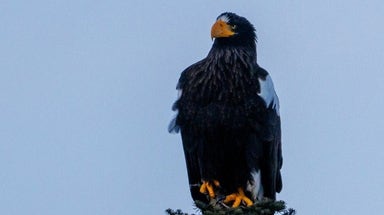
256,67,283,199
168,62,209,203
180,129,208,202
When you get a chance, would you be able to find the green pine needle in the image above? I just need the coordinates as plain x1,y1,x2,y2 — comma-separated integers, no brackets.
166,199,295,215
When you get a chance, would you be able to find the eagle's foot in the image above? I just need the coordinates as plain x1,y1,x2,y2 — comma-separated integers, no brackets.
223,188,253,208
199,180,220,198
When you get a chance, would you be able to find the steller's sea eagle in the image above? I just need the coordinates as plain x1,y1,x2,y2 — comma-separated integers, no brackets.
169,12,282,208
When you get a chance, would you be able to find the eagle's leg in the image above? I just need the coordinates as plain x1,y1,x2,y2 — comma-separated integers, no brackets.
199,180,220,198
223,188,253,207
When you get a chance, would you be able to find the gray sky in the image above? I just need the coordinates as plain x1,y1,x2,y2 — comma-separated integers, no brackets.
1,1,384,214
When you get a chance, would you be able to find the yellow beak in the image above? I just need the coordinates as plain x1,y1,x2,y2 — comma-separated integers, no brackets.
211,20,235,39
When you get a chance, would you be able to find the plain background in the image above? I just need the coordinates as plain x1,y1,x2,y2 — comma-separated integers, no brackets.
1,1,384,214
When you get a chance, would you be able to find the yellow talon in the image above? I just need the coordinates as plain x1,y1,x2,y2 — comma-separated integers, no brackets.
223,188,253,207
199,180,220,198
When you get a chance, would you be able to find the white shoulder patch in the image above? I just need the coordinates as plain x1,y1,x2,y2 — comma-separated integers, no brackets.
168,89,182,133
258,75,280,115
177,89,182,99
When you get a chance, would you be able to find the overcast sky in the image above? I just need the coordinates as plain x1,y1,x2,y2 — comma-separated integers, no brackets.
1,1,384,215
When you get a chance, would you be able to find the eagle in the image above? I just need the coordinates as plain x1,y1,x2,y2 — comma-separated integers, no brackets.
169,12,282,208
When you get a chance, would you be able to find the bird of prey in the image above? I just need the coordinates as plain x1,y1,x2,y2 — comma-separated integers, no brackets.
169,12,282,208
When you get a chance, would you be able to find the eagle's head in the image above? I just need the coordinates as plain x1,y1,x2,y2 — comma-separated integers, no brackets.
211,12,257,47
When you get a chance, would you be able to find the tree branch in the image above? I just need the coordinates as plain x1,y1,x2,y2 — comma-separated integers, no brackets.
166,199,296,215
